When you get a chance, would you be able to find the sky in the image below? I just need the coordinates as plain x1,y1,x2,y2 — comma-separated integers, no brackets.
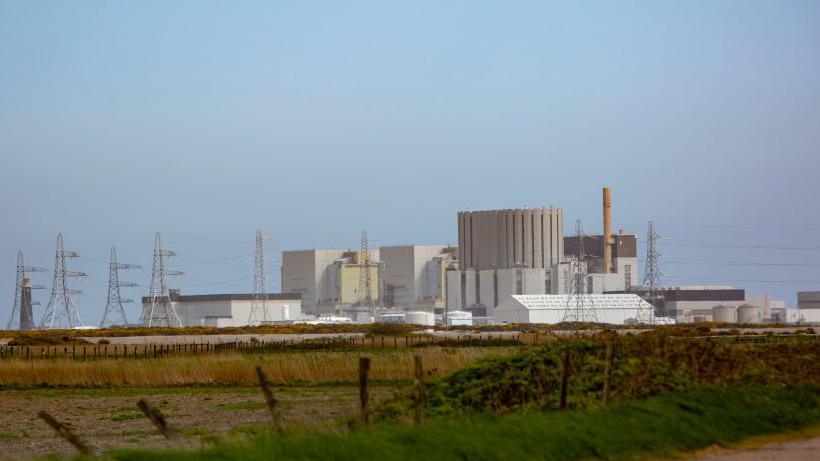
1,1,819,326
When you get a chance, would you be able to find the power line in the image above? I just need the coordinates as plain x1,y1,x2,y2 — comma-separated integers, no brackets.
666,238,820,251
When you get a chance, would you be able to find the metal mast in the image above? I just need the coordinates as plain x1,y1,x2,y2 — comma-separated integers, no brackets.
357,231,374,319
640,221,664,322
562,220,598,323
100,247,141,327
143,233,183,327
40,233,86,329
6,250,47,330
248,230,268,325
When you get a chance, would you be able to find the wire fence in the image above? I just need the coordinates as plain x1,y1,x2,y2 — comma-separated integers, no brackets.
0,333,532,360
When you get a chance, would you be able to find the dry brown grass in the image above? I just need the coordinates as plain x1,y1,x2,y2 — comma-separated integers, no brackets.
0,347,515,388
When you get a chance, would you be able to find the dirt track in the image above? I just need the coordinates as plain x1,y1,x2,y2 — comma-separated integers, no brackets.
686,436,820,460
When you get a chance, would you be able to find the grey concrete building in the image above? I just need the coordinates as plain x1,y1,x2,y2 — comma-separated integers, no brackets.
281,248,382,315
449,206,563,318
458,207,564,271
610,286,746,322
380,245,457,310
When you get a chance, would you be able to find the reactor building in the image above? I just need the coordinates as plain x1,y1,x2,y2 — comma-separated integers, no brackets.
281,244,456,316
446,188,639,320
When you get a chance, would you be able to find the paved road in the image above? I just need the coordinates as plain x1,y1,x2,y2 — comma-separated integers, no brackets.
686,436,820,461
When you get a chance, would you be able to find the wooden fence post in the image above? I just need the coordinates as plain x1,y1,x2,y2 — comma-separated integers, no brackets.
38,411,93,455
413,355,425,425
560,349,571,410
359,357,371,426
603,342,613,405
137,399,178,440
255,366,284,434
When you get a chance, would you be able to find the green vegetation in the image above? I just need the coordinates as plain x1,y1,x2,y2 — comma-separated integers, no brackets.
95,385,820,461
218,401,267,411
376,332,819,418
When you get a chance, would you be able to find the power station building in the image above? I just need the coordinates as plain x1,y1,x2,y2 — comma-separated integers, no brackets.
380,245,457,310
281,244,457,315
139,292,302,327
446,188,639,319
797,291,820,323
280,249,382,315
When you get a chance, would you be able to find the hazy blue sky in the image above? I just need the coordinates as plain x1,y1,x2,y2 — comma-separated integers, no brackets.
1,1,819,325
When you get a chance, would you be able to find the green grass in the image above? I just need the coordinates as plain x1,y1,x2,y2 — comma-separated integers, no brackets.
95,385,819,461
218,401,267,411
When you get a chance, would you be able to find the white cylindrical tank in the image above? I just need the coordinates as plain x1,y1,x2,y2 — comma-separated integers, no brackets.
712,305,737,323
737,305,762,324
405,311,435,326
446,310,473,326
376,313,406,324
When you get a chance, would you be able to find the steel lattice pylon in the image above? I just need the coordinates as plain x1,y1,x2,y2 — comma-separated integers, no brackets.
562,220,598,323
357,231,374,319
6,250,47,330
40,233,86,329
248,230,269,325
639,221,665,323
142,233,183,327
100,247,141,327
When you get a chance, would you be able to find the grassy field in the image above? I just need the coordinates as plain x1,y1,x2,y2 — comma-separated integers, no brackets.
3,333,817,460
0,384,402,459
94,385,820,461
0,347,517,388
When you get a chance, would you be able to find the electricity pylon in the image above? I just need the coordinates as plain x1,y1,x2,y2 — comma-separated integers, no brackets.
6,250,47,330
562,220,598,323
40,233,86,329
639,220,664,322
142,233,183,327
248,230,269,325
357,231,374,320
99,247,141,327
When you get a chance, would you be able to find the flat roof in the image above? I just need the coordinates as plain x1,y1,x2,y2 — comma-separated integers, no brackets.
141,293,301,303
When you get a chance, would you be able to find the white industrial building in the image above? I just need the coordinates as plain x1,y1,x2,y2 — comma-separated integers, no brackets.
140,293,302,327
797,291,820,323
494,294,660,325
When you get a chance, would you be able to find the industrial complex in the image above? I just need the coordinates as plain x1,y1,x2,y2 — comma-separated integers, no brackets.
4,187,817,329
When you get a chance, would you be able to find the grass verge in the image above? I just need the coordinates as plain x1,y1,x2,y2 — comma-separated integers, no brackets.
98,384,819,461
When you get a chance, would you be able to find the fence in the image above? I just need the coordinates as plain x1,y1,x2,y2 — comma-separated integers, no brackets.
0,333,534,361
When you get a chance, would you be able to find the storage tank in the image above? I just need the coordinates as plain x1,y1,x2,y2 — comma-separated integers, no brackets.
405,311,435,326
446,310,473,326
712,305,737,323
736,304,762,324
376,313,406,324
